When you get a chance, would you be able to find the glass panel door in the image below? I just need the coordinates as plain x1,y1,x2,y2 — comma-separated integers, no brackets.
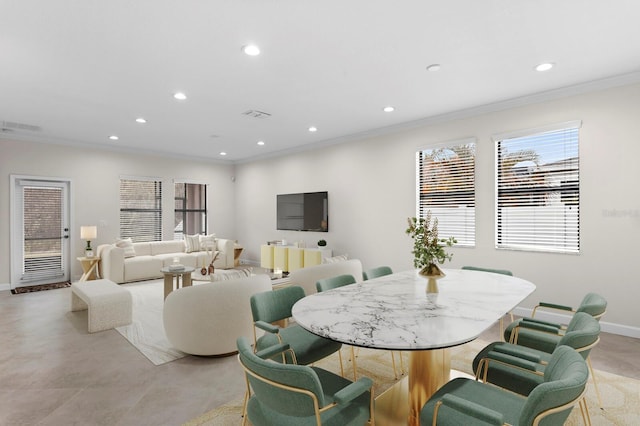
11,178,70,288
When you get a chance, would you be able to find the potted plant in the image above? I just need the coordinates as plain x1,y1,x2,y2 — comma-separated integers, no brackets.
317,239,327,247
405,211,456,292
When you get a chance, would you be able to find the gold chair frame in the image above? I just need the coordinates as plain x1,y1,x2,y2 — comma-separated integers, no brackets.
238,353,375,426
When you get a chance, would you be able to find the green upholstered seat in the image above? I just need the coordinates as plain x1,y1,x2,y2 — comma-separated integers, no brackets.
237,337,374,426
250,286,343,366
362,266,393,281
503,292,607,349
473,312,600,397
420,345,589,426
316,274,357,292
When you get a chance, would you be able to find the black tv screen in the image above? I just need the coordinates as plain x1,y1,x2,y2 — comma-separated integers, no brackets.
277,192,328,232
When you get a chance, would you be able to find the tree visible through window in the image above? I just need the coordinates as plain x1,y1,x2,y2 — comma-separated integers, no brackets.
174,182,207,239
495,124,580,253
417,140,476,246
119,178,162,242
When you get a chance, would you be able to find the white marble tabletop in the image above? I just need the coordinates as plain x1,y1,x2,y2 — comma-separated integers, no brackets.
291,268,536,350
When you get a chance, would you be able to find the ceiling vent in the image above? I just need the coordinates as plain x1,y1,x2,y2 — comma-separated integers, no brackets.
242,110,271,119
1,121,42,132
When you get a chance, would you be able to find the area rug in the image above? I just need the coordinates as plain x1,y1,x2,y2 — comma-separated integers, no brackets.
115,271,253,365
116,280,187,365
184,339,640,426
11,281,71,294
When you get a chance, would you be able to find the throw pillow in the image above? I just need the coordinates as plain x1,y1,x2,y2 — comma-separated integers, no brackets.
184,234,200,253
199,233,217,251
115,238,136,258
322,254,349,264
210,268,253,282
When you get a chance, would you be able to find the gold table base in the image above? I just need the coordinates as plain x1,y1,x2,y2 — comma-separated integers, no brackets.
375,349,472,426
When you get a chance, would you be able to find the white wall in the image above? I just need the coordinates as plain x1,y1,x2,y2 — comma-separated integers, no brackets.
0,141,236,282
235,83,640,332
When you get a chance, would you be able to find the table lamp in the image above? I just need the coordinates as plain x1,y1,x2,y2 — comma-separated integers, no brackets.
81,225,97,257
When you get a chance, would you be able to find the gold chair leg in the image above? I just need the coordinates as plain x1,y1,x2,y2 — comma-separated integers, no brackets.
579,397,592,426
399,351,405,374
499,317,505,341
338,348,345,378
351,346,358,381
587,357,603,409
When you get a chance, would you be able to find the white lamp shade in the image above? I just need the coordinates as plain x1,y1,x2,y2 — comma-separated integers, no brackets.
80,226,97,240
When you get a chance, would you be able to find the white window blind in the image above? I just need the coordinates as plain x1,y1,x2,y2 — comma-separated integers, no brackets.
495,124,580,253
174,182,207,240
416,140,476,246
120,178,162,242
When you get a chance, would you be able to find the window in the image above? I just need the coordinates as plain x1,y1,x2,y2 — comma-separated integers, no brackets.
174,182,207,240
495,122,580,253
119,178,162,242
416,140,476,246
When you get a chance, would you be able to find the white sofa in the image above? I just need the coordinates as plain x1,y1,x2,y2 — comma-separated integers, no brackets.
288,258,363,295
97,238,235,284
163,274,272,355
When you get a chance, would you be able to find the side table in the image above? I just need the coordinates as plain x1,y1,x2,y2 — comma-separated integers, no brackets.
234,243,243,267
77,256,101,281
161,266,195,300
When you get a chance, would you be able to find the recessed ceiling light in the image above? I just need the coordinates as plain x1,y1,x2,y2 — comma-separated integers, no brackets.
219,151,227,156
535,62,554,72
308,126,317,132
173,92,187,100
242,44,260,56
257,140,265,146
109,135,119,141
383,106,395,113
135,118,147,124
426,64,441,72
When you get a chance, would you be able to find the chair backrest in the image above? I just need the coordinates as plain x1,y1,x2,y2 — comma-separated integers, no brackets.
519,345,588,425
250,285,306,324
576,292,607,319
362,266,393,280
237,337,325,418
316,274,356,292
461,265,513,276
558,312,601,358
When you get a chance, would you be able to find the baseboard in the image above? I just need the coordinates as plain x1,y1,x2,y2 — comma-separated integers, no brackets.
513,307,640,339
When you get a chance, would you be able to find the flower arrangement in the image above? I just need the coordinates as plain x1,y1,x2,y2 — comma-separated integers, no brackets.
405,211,456,275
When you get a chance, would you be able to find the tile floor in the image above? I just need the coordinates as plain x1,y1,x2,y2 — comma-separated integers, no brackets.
0,283,638,425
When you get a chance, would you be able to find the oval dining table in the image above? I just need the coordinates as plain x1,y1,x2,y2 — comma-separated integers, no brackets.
291,268,536,426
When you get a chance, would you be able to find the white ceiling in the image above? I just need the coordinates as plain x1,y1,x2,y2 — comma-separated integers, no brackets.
2,1,640,163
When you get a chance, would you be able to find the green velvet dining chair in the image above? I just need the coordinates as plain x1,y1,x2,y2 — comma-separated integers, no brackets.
503,292,608,348
237,337,375,426
420,345,589,426
362,266,393,281
461,265,514,339
250,285,345,375
473,312,602,412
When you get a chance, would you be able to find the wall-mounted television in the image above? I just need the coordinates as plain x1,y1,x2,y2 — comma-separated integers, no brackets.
277,191,328,232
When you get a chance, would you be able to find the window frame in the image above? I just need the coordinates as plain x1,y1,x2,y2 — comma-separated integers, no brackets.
493,121,581,254
173,181,208,240
119,176,163,243
416,138,476,247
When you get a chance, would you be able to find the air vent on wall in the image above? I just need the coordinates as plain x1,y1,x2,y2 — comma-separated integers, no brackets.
1,121,42,132
242,110,272,119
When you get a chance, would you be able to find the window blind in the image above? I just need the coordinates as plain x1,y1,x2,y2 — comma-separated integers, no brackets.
496,125,580,253
174,182,207,240
22,186,64,280
416,141,476,246
120,178,162,242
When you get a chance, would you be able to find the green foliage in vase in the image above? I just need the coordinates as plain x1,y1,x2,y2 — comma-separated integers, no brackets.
405,211,456,270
